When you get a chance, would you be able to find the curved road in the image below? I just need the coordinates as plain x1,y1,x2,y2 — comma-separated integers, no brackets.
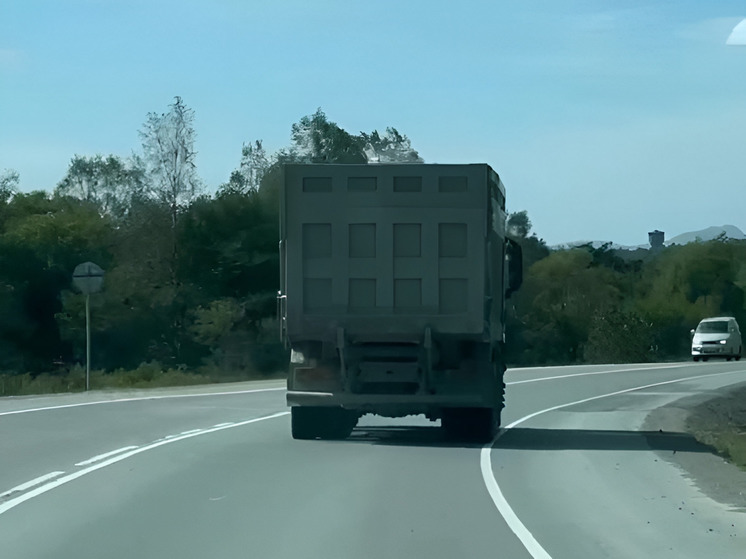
1,363,745,558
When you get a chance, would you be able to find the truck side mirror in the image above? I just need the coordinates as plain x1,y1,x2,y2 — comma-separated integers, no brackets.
505,238,523,300
690,329,695,338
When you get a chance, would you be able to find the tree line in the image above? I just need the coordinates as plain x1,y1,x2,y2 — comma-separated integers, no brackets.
1,97,743,389
505,212,746,365
0,101,421,383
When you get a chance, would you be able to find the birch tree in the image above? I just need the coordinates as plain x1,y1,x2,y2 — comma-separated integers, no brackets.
139,96,201,227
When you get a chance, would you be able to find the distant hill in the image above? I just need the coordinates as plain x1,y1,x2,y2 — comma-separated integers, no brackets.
552,224,746,252
666,225,746,245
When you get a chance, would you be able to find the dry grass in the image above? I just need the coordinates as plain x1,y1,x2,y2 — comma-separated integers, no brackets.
686,383,746,470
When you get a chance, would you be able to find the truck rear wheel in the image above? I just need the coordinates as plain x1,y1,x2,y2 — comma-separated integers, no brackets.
442,407,500,443
291,407,357,440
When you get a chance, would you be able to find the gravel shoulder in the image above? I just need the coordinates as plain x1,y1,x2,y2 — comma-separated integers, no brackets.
643,380,746,512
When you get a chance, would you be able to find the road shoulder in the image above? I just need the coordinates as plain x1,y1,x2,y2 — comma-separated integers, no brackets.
643,380,746,512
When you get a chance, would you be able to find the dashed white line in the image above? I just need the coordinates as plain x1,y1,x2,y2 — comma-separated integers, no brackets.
481,367,746,559
74,446,139,467
213,422,234,428
0,472,66,499
179,429,202,435
0,411,289,517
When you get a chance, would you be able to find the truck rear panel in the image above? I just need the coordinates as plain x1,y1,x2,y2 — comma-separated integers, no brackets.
280,164,506,345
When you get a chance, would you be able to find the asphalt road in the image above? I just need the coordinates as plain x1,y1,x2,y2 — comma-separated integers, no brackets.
1,363,745,559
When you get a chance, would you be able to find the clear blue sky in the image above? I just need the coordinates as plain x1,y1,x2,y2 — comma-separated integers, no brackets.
1,0,745,246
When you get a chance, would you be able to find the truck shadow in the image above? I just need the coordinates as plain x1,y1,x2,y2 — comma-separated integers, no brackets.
347,425,717,454
347,425,483,449
494,427,716,454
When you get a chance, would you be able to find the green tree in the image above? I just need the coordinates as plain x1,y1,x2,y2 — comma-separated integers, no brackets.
507,249,622,364
0,192,113,372
584,309,654,364
55,154,145,218
359,128,422,163
0,169,19,203
507,210,550,269
507,210,532,238
230,140,271,194
633,240,746,359
287,108,366,164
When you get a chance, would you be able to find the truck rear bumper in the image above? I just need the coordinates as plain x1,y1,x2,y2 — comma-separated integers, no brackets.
286,390,493,415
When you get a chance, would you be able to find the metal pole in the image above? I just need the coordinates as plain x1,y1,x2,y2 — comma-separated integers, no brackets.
86,293,90,391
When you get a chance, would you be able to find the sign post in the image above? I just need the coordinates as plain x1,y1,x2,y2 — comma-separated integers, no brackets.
72,262,105,391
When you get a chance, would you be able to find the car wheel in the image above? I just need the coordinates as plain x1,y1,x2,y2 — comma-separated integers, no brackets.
693,356,700,362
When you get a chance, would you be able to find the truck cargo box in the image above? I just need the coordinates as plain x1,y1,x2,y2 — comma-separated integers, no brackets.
280,163,507,344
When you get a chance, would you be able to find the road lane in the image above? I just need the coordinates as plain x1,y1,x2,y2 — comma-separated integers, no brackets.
0,382,286,499
0,411,532,559
1,363,744,558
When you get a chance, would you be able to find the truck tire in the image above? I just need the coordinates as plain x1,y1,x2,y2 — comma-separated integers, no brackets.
291,407,357,440
442,407,499,443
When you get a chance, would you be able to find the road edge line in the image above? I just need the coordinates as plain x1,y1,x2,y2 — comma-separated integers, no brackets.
0,386,286,417
481,368,746,559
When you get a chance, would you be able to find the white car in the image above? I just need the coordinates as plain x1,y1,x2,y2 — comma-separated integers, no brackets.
691,317,742,361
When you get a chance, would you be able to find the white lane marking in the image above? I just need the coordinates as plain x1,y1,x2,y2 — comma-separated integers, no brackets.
213,422,234,428
481,368,746,559
74,446,139,467
180,429,202,435
480,449,552,559
0,386,285,417
0,411,289,517
0,472,66,498
506,363,693,386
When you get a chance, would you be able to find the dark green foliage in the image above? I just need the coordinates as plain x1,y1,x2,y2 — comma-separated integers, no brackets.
5,104,745,387
507,235,746,366
507,210,550,269
2,105,421,383
584,310,654,364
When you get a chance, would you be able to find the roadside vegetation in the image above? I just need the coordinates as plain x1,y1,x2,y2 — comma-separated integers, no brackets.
506,215,746,366
2,97,746,397
685,383,746,471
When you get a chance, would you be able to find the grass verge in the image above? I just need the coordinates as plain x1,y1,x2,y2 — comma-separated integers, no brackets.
685,383,746,471
0,361,286,397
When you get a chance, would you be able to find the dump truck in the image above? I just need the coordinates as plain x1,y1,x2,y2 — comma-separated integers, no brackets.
278,163,522,441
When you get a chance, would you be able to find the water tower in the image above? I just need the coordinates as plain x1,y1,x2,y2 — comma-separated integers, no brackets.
648,230,664,251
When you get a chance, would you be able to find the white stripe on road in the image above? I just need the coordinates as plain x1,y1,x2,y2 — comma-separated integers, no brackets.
0,387,285,417
74,446,139,467
213,422,234,428
481,367,746,559
179,429,202,435
0,471,66,498
506,363,691,386
0,411,289,517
